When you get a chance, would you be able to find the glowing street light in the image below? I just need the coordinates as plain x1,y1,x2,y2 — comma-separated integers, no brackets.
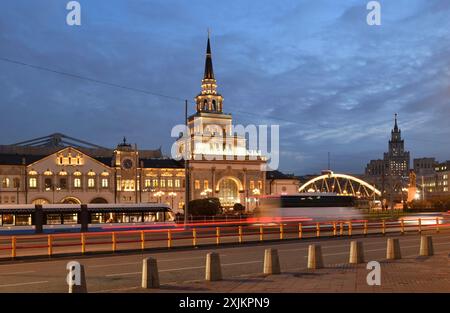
154,191,165,203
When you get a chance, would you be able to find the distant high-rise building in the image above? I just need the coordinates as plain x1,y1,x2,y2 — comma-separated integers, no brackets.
383,114,410,177
364,114,410,204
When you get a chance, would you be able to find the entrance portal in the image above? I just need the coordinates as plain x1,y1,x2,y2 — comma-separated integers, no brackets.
217,178,240,207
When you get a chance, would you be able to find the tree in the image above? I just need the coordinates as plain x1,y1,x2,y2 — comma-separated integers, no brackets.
184,197,222,216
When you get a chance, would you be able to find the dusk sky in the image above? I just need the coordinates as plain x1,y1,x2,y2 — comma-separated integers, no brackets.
1,0,449,175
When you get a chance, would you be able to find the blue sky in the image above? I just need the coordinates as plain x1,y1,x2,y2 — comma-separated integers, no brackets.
0,0,449,175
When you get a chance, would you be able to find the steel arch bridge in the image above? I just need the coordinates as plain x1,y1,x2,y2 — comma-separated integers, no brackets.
299,172,381,199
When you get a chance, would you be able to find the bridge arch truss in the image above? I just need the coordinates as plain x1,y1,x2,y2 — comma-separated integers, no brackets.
299,172,381,199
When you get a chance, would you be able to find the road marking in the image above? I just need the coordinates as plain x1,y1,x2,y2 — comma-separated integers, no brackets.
0,270,35,276
0,280,48,288
90,255,220,268
105,260,262,277
96,286,140,293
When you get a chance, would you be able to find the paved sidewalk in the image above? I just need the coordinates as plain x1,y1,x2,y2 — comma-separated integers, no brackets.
138,252,450,293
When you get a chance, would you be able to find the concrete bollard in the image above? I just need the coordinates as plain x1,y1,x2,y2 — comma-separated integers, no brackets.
307,244,324,269
205,252,222,281
142,257,160,288
263,248,280,275
419,236,434,256
386,238,402,260
349,241,365,264
68,263,87,293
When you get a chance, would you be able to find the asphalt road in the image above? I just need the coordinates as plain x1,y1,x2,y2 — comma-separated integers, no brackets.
0,229,449,293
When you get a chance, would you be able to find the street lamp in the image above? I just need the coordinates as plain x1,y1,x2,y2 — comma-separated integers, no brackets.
200,188,212,198
154,191,165,204
168,191,177,209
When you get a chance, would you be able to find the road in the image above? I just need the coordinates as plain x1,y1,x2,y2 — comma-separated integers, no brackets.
0,229,449,292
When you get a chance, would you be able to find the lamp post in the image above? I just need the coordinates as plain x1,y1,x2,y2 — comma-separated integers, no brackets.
154,191,165,204
252,188,261,210
168,191,177,210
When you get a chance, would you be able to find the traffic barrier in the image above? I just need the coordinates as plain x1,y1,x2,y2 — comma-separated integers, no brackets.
419,236,434,256
436,218,440,233
167,230,172,249
193,228,197,247
238,226,243,243
216,227,220,245
11,236,16,258
349,241,364,264
81,233,86,254
142,257,160,288
263,248,280,275
141,231,146,250
205,252,222,281
112,232,117,252
1,217,446,260
68,263,87,293
386,238,401,260
48,235,53,256
307,244,324,269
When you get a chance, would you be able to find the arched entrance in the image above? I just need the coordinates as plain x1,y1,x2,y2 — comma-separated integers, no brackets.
90,197,108,204
216,177,241,207
61,197,81,204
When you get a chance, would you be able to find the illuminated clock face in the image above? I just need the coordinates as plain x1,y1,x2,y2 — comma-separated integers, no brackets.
122,158,133,170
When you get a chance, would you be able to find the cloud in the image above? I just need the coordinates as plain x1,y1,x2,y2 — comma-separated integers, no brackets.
0,0,449,175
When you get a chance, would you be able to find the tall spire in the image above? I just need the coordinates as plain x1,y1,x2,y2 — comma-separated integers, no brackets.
203,31,215,80
195,32,223,113
394,113,399,132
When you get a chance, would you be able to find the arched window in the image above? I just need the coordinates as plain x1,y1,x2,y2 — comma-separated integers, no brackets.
212,99,217,111
203,99,208,111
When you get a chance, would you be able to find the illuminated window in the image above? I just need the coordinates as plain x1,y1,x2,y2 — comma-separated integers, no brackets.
101,178,109,188
1,178,10,188
29,178,37,188
258,180,263,190
160,179,166,188
204,180,209,189
195,180,200,190
249,180,255,190
167,179,173,188
175,179,181,188
74,178,81,188
145,179,151,188
152,179,158,187
88,178,95,188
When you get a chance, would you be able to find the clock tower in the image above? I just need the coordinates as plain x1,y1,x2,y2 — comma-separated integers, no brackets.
113,137,139,203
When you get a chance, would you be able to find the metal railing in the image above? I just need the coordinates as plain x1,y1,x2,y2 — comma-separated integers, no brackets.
0,217,447,260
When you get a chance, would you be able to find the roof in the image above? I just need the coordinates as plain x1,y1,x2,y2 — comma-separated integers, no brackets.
266,170,297,180
141,158,184,169
0,154,47,165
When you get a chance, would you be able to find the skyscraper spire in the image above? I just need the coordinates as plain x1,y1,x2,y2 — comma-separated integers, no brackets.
394,113,399,132
203,30,215,80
